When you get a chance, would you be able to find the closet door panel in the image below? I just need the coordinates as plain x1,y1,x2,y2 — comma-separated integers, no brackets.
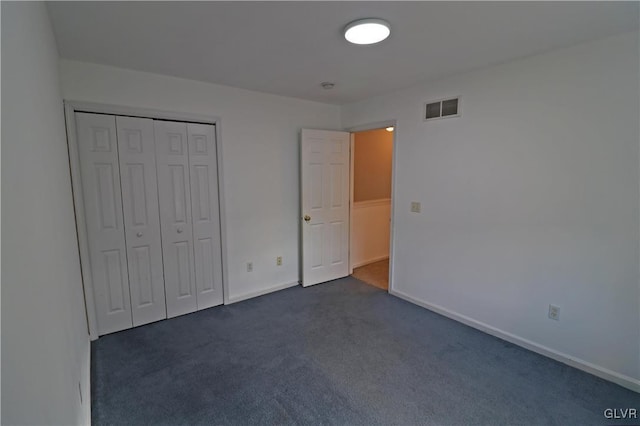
155,121,198,318
116,116,167,326
187,124,224,308
76,112,132,335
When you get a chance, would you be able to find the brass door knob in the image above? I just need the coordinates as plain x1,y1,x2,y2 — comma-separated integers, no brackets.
304,215,311,222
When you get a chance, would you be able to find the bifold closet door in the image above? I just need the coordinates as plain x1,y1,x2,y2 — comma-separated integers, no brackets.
187,123,224,308
154,121,199,318
76,113,132,335
116,116,167,327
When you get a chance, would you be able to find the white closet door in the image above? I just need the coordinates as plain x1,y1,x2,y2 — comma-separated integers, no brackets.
187,124,224,308
76,112,132,335
154,121,198,318
116,116,167,326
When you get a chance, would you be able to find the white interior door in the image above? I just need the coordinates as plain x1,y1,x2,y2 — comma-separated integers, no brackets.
154,120,198,318
187,123,224,308
116,116,167,326
76,112,132,335
300,129,350,287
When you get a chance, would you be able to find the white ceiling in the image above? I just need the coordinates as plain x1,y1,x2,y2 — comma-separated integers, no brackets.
47,2,639,105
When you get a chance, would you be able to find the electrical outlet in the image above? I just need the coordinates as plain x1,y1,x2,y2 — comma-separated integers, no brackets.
246,262,253,272
410,201,421,213
276,256,282,266
548,304,560,321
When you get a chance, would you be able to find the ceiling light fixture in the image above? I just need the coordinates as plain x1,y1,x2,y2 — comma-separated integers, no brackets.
320,82,335,90
344,18,390,45
386,126,394,132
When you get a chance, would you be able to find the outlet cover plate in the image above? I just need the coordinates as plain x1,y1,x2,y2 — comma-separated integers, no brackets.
548,304,560,321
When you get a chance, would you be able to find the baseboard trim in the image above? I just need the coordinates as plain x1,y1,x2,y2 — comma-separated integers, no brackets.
226,281,299,304
352,255,389,269
79,339,91,425
389,289,640,393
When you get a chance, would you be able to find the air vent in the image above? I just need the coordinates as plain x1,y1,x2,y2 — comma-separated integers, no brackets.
424,97,460,121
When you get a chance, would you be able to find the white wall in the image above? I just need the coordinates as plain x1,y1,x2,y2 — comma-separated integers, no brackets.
351,200,391,268
59,60,341,303
342,32,640,389
1,3,90,424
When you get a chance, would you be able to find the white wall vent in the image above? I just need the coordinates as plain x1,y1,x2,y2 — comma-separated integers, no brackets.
424,97,460,121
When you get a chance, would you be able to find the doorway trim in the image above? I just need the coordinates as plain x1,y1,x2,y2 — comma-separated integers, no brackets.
346,120,397,292
64,101,229,340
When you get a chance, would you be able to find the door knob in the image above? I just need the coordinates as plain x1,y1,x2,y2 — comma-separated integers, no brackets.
304,215,311,223
136,232,143,238
177,227,183,233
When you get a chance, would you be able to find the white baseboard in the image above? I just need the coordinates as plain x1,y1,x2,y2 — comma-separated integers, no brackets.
389,289,640,393
352,255,389,269
226,281,299,304
79,340,91,425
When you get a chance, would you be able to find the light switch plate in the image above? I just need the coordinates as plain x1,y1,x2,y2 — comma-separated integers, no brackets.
410,201,421,213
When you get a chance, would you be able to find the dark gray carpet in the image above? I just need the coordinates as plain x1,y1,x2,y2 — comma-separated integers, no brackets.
92,277,638,425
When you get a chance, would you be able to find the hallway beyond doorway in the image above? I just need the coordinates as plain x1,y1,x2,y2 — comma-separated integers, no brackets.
351,259,389,290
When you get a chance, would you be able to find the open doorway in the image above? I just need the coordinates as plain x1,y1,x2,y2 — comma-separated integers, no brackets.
349,126,394,290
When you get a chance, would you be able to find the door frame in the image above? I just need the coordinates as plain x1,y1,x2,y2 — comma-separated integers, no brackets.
346,120,398,293
64,101,229,340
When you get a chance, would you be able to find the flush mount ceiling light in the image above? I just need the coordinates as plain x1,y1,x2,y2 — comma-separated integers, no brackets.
344,18,390,45
320,82,335,90
386,126,394,132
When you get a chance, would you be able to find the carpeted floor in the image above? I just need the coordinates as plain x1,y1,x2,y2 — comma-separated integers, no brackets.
92,277,638,425
352,259,389,290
